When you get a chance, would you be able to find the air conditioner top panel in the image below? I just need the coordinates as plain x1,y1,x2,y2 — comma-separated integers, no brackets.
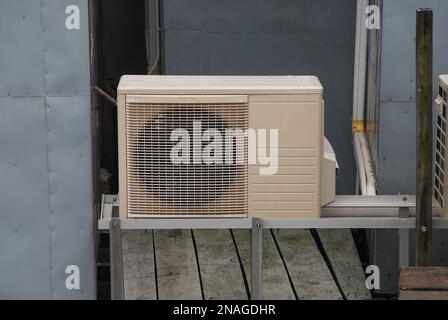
118,75,323,95
440,75,448,88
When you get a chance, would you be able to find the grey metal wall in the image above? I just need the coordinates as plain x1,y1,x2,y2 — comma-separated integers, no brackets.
373,0,448,294
379,0,448,195
0,0,95,299
162,0,358,194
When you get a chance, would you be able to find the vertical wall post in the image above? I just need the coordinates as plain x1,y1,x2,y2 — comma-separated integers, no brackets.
416,8,433,267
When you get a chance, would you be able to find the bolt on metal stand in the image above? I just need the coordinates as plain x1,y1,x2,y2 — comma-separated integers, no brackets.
109,217,124,300
251,218,263,300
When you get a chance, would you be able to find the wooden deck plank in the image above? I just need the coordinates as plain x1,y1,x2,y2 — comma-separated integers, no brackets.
232,229,295,300
193,229,247,300
317,229,371,300
399,290,448,300
154,230,202,300
273,229,342,300
400,267,448,291
122,230,156,300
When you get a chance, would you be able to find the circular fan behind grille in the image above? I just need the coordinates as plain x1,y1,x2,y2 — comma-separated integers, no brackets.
137,109,238,208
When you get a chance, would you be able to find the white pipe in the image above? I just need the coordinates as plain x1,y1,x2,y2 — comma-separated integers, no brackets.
352,0,376,196
359,132,376,195
354,133,367,196
355,172,360,195
352,0,369,121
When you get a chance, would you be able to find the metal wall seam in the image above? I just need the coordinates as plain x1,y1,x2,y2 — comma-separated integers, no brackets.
39,0,55,298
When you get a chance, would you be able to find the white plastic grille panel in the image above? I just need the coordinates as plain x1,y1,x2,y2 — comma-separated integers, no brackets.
125,100,248,217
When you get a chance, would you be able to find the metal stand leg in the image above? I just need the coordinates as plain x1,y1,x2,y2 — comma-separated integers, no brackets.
110,217,124,300
251,218,262,300
399,207,410,267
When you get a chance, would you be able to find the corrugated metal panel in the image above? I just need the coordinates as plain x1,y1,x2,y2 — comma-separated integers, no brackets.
162,0,358,194
0,0,95,299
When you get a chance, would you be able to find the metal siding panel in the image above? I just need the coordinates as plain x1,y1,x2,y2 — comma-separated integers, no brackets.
375,0,448,294
163,0,357,193
378,101,416,195
0,97,51,299
41,0,90,96
204,0,280,33
164,31,201,74
43,0,95,298
380,1,415,102
380,0,448,102
46,96,94,298
0,1,45,97
372,229,399,294
198,33,277,74
164,0,206,31
433,231,448,266
281,0,356,47
379,0,448,194
0,0,95,299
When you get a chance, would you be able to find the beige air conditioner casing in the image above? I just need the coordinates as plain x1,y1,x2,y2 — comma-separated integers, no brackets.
117,75,335,219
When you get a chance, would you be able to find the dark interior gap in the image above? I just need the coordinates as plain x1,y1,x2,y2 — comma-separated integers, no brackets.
97,0,148,194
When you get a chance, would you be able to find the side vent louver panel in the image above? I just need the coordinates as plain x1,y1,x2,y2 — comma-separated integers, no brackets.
125,99,248,217
435,77,448,217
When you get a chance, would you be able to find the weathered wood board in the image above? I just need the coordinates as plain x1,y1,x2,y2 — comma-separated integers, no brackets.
400,267,448,300
122,230,156,300
120,228,371,300
318,229,371,299
232,229,295,300
400,290,448,300
154,230,202,300
273,229,342,300
400,267,448,290
193,229,247,300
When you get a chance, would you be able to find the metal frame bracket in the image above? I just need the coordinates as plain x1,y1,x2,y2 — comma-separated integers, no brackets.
251,218,263,300
109,217,124,300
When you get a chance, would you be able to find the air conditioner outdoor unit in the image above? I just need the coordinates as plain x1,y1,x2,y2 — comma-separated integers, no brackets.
435,75,448,217
117,75,337,219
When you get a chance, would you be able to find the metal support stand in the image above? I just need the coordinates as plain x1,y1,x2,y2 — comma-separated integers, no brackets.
110,217,124,300
399,207,410,267
99,195,448,299
251,218,263,300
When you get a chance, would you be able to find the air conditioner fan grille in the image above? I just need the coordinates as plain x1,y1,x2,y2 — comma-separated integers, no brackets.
125,101,248,217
